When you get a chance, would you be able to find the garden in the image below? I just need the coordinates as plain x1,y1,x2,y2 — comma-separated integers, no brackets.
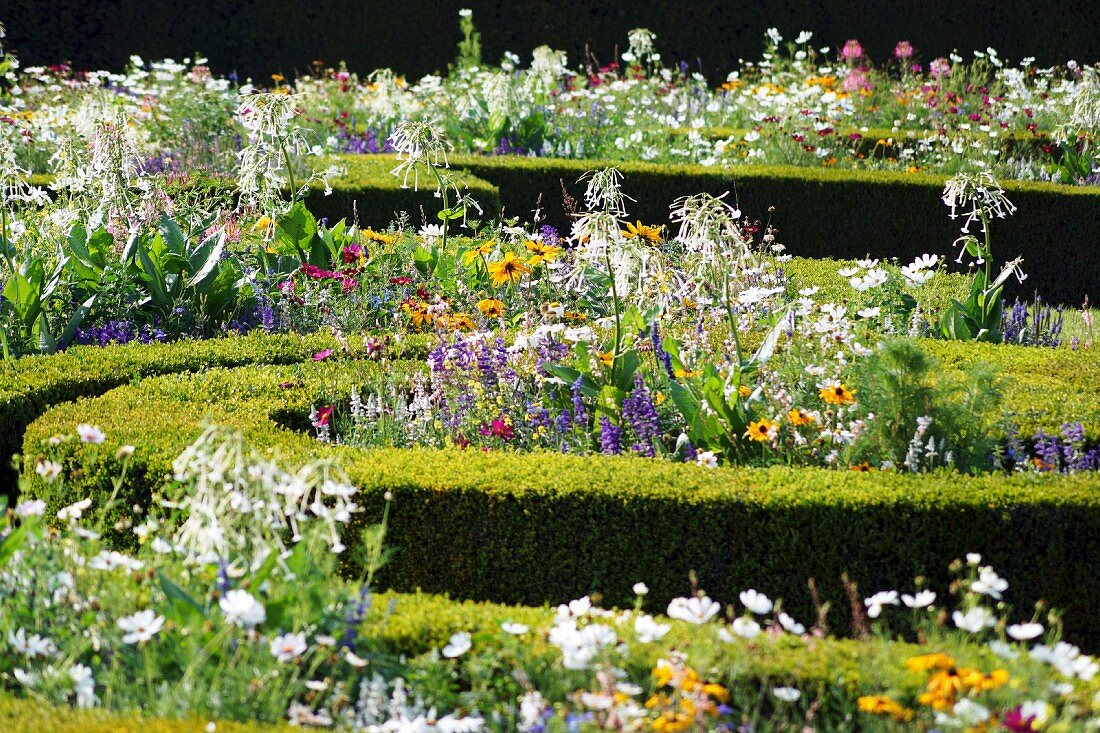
0,6,1099,731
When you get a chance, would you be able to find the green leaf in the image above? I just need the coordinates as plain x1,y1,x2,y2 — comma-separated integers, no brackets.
157,570,205,621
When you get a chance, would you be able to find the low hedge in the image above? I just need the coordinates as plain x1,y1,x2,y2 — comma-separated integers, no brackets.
0,584,930,730
19,346,1100,643
0,331,434,497
446,153,1100,305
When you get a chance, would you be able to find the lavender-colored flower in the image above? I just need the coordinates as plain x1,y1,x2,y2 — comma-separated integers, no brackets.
599,417,622,455
571,375,588,429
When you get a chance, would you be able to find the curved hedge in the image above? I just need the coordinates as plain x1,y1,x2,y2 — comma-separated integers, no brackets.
446,153,1100,305
0,330,434,497
19,342,1100,643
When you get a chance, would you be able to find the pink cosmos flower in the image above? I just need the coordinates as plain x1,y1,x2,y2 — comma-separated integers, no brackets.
312,349,334,362
840,39,863,61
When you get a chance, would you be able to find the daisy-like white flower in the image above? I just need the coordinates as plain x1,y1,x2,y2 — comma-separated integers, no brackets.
117,610,165,644
76,424,106,444
57,498,92,522
778,612,805,635
667,595,720,624
633,582,649,596
442,631,472,658
971,567,1008,599
731,617,761,638
269,632,308,662
501,622,529,635
633,614,670,643
219,590,267,628
35,459,62,483
695,451,718,469
773,686,801,702
902,590,937,608
8,629,56,658
739,589,773,616
953,607,996,634
15,499,46,517
1007,622,1044,641
864,590,899,618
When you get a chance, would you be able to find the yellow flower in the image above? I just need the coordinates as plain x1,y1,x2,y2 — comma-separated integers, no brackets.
402,302,432,329
905,653,956,672
745,418,778,442
961,668,1009,692
362,227,399,245
486,252,530,287
525,240,562,266
448,313,475,331
849,462,876,472
819,382,856,405
857,696,914,722
652,712,692,733
702,683,729,703
674,368,701,379
476,298,505,318
462,240,496,266
621,220,664,244
787,408,814,426
598,351,614,368
252,215,274,234
738,384,752,398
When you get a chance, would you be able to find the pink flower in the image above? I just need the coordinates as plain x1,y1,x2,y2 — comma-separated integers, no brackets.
478,418,514,441
840,39,863,61
930,57,951,78
894,41,914,60
842,68,872,93
312,349,334,362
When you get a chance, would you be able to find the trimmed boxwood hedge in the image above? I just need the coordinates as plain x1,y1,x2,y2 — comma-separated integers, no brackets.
446,153,1100,305
0,331,434,497
19,343,1100,643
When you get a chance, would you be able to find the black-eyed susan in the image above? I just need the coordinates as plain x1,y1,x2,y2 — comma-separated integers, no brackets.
787,408,814,426
738,384,752,398
857,696,914,722
487,251,530,287
961,668,1010,692
905,653,956,672
361,227,399,245
401,301,432,329
849,462,876,472
448,313,475,332
476,298,505,318
674,367,701,379
598,351,614,368
462,240,496,266
745,418,779,442
621,220,664,244
524,240,562,266
819,381,856,405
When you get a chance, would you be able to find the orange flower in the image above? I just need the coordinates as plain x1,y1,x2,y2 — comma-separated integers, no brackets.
905,653,956,672
476,298,505,318
448,313,475,331
819,381,856,405
487,252,530,287
857,696,914,722
787,408,814,426
524,240,562,266
621,220,664,244
745,418,779,442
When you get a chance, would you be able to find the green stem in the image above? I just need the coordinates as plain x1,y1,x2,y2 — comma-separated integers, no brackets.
604,246,622,385
279,138,299,202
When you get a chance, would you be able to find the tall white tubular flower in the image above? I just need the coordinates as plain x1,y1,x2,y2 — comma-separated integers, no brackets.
388,120,452,190
941,171,1017,234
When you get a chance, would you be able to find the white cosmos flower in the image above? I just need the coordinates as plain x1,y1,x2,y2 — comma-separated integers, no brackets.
69,664,97,708
15,499,46,517
739,589,772,615
89,551,144,572
1007,622,1044,641
8,628,56,658
632,582,649,596
76,424,106,443
117,610,165,644
344,649,369,668
695,451,718,468
901,590,937,608
856,306,881,318
731,617,761,638
988,639,1020,660
501,622,529,635
953,606,996,634
971,567,1008,599
633,614,670,643
773,686,801,702
269,632,308,662
219,590,267,628
442,631,472,658
864,590,899,618
35,459,62,483
667,595,720,624
778,612,805,635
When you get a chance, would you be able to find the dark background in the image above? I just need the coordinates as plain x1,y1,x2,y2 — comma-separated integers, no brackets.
4,0,1098,81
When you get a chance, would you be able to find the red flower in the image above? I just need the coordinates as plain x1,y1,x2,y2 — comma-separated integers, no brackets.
390,276,413,285
1002,707,1037,732
478,418,514,441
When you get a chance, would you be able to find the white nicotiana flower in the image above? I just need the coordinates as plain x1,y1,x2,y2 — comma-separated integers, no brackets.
942,171,1016,233
739,589,773,616
117,610,165,644
219,589,267,628
666,595,720,624
442,631,472,658
269,632,308,662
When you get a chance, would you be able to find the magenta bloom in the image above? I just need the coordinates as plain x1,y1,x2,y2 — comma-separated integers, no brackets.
894,41,914,60
840,39,863,61
842,68,872,93
930,57,951,78
1002,708,1037,732
342,243,364,265
312,349,335,362
478,418,514,441
313,404,334,428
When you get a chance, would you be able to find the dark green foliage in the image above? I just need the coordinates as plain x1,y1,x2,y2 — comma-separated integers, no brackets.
452,155,1100,305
